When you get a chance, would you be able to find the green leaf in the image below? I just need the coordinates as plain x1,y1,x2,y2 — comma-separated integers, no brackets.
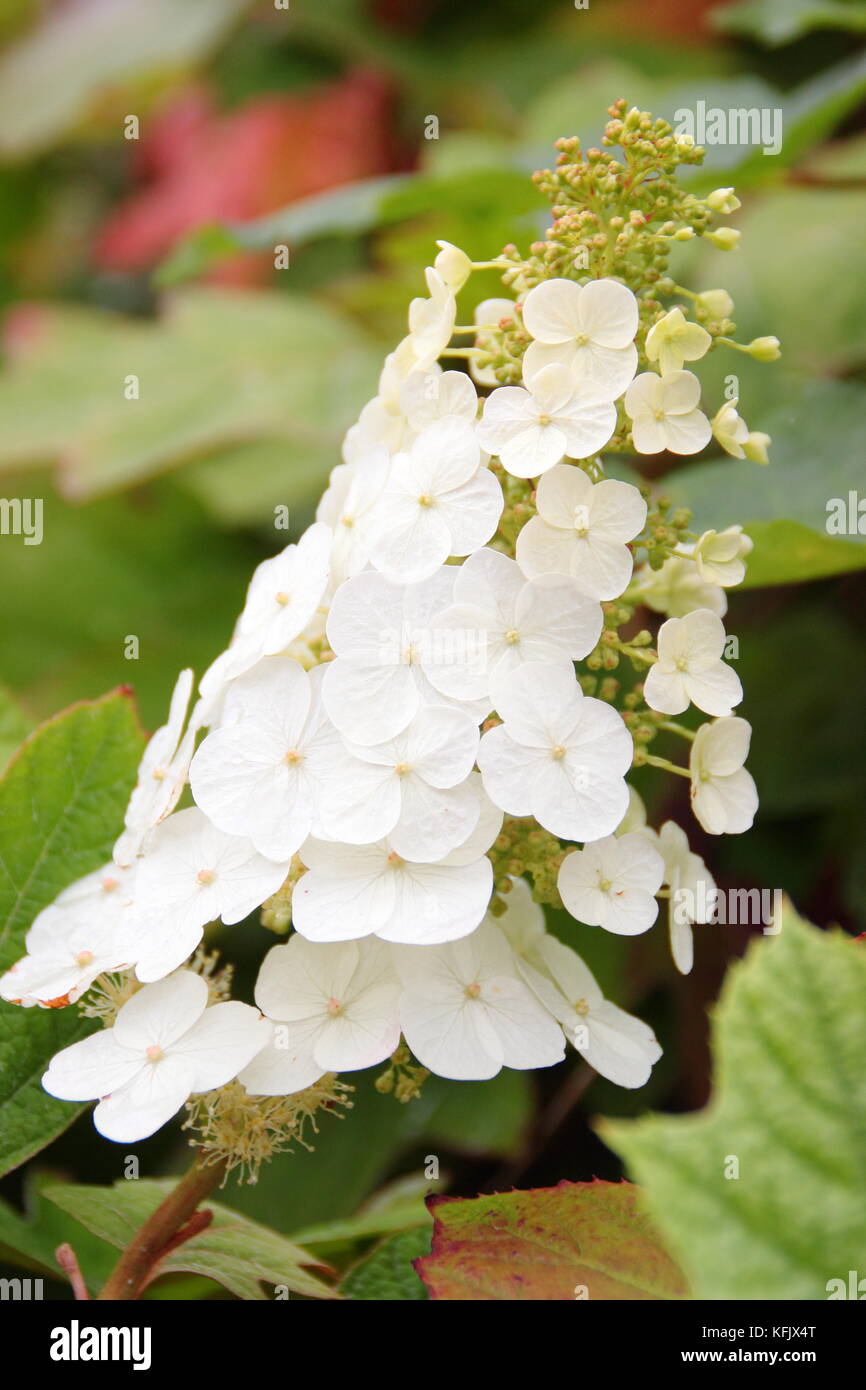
0,690,144,1177
728,604,866,816
420,1071,532,1155
174,165,543,283
0,681,32,772
731,50,866,181
0,0,255,156
44,1179,338,1301
289,1181,433,1251
0,1173,117,1292
415,1181,689,1301
663,379,866,587
713,0,866,46
603,904,866,1300
228,174,417,249
0,484,256,730
341,1228,431,1300
0,289,379,501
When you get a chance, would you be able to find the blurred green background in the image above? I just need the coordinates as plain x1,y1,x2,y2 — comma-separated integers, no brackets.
1,0,865,1296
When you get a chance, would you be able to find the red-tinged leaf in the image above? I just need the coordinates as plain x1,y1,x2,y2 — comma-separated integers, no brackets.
415,1180,690,1302
94,72,398,283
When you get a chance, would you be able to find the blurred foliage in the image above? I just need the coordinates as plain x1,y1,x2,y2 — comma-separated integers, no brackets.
0,0,865,1298
606,905,866,1299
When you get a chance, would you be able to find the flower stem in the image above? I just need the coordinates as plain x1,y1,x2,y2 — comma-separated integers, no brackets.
658,720,695,741
641,752,691,779
97,1153,226,1301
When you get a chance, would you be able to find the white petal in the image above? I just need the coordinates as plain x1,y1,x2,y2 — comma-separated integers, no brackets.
43,1031,142,1102
173,1002,272,1092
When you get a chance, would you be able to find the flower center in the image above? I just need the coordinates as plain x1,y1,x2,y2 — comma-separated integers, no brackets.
598,877,613,894
274,591,291,606
465,981,482,999
326,997,343,1017
387,850,403,867
146,1044,163,1062
537,413,551,427
394,761,412,776
573,997,590,1017
284,748,303,765
101,876,119,893
574,332,589,347
551,744,567,761
674,657,689,671
74,949,94,967
152,766,167,782
504,628,520,645
417,493,434,508
340,513,355,529
196,868,216,886
653,408,666,421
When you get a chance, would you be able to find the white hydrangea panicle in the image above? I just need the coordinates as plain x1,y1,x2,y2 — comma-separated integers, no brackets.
477,662,632,842
127,807,292,982
42,971,271,1142
516,464,646,600
427,547,602,703
114,668,195,866
558,833,664,937
643,609,743,718
0,862,137,1008
393,920,565,1080
477,363,616,478
689,716,758,835
521,277,639,401
29,138,772,1151
240,937,401,1095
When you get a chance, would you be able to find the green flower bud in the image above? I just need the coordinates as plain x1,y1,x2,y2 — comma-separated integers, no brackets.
705,227,741,251
746,336,781,361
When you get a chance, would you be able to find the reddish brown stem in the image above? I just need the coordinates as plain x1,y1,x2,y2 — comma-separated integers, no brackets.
97,1155,226,1301
56,1242,90,1300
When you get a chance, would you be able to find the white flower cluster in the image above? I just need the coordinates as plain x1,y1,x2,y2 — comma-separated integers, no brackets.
2,241,760,1146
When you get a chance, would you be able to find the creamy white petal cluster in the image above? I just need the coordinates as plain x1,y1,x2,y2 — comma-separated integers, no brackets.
15,235,761,1145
